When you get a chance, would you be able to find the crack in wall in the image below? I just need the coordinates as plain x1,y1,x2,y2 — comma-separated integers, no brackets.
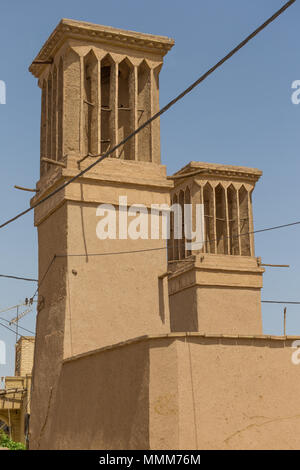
37,386,53,449
224,413,300,447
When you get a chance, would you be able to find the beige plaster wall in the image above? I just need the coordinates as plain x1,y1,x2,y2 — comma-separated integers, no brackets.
177,335,300,450
195,286,262,334
170,286,262,335
31,340,150,450
168,254,264,335
30,166,172,446
63,201,170,358
30,334,300,450
29,204,67,448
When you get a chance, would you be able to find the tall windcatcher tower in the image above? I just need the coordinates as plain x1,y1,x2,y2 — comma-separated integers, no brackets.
30,18,174,352
29,19,174,446
27,19,300,453
31,19,174,170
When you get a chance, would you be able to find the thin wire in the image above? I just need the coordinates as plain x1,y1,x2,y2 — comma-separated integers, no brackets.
9,307,33,325
2,210,293,303
262,301,300,305
56,246,167,258
0,303,25,315
46,214,300,260
31,211,300,298
32,254,56,299
0,0,296,231
43,218,300,262
0,322,34,341
3,216,300,292
0,316,35,335
0,274,37,282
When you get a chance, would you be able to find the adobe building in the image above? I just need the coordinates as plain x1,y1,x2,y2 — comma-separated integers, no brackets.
28,19,300,450
0,337,34,445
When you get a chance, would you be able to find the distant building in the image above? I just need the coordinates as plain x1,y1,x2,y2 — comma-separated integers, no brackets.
0,337,34,445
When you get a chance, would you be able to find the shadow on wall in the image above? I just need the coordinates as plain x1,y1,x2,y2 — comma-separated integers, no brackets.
42,341,150,450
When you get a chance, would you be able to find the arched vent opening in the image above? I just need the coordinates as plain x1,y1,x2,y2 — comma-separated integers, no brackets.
118,58,134,160
239,186,251,256
138,61,151,162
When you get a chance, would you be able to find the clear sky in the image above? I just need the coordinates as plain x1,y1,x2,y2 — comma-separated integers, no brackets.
0,0,299,377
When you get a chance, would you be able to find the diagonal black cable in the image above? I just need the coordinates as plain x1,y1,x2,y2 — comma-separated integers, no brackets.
0,274,38,282
0,321,34,340
262,301,300,305
0,316,35,335
0,0,296,231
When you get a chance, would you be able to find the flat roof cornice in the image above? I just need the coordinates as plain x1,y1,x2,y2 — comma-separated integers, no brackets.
171,161,262,183
29,18,175,78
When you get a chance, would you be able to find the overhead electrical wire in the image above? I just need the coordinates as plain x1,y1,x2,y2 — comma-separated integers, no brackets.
0,316,35,335
3,216,300,291
0,321,34,341
262,301,300,305
0,0,296,231
0,274,37,282
0,303,26,315
0,1,297,318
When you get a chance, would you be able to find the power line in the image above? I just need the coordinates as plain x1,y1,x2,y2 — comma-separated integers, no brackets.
0,213,295,299
32,254,56,299
0,321,34,341
262,301,300,305
0,0,296,231
0,303,25,315
60,219,300,254
3,215,300,291
0,274,38,282
30,211,300,298
0,316,35,335
56,246,167,258
38,217,300,263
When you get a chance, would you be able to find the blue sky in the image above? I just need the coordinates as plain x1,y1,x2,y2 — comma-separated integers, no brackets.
0,0,299,377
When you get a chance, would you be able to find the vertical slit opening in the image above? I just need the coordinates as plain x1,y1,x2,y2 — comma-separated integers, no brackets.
203,183,214,253
215,184,227,254
40,80,47,176
185,187,191,256
179,190,185,259
52,66,57,161
138,61,151,162
47,74,52,160
57,58,63,161
84,51,98,156
239,186,251,256
228,185,239,255
173,194,179,261
100,56,113,156
118,59,133,160
167,204,174,261
227,185,240,255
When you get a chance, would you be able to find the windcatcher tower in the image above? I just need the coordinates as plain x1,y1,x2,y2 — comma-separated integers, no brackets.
30,19,174,352
29,19,174,446
27,20,300,453
168,162,264,334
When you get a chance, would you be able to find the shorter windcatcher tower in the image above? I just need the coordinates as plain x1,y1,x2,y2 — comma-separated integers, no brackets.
168,162,264,335
27,18,300,453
